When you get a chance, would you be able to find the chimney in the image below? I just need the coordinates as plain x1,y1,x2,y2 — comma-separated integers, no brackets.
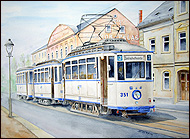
139,10,142,23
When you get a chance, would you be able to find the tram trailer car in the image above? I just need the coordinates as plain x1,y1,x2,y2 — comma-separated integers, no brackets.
33,60,63,105
62,38,155,117
16,66,34,100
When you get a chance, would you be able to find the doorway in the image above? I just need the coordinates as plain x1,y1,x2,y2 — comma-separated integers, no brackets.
179,71,189,100
100,56,108,105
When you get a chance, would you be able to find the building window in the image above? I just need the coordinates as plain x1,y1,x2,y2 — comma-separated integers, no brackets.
180,1,186,13
71,45,73,51
65,47,68,56
52,52,53,59
60,49,63,58
48,54,50,60
34,55,36,61
149,39,155,52
42,52,43,58
179,32,186,51
120,26,125,33
106,25,111,33
39,53,40,58
56,51,58,59
45,52,46,57
163,71,170,90
162,36,169,52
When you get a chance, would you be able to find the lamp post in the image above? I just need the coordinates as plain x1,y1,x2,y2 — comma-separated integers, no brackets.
4,39,14,118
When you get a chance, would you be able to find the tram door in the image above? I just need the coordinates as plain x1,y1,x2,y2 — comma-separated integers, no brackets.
51,67,54,98
179,72,189,100
26,72,28,97
100,56,108,105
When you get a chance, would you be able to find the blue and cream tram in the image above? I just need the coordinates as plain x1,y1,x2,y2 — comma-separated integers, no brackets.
62,38,155,117
33,59,63,105
16,66,34,100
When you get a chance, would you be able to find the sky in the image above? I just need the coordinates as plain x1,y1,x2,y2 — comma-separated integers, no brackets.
1,1,164,78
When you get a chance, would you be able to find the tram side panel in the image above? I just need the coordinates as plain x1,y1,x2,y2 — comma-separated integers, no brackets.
64,56,100,103
34,68,52,100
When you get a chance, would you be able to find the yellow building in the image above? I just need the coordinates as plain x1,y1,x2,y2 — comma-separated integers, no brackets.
137,1,189,103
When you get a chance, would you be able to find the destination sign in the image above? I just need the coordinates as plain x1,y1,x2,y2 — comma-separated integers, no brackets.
124,56,145,61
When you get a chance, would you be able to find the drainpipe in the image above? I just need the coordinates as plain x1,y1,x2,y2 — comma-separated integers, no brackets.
171,15,176,104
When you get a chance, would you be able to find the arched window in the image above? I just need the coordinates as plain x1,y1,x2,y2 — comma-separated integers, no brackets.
163,71,170,90
52,52,53,59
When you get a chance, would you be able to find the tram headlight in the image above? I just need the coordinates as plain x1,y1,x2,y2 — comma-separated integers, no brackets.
132,90,142,100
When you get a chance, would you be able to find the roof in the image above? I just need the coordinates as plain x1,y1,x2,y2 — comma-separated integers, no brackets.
66,24,78,33
16,66,34,72
137,1,174,29
31,44,47,55
76,8,116,33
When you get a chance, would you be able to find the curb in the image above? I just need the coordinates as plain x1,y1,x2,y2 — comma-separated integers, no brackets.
1,106,54,138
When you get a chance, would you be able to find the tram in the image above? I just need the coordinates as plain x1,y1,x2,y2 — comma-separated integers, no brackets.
16,66,34,100
33,59,63,105
62,38,155,117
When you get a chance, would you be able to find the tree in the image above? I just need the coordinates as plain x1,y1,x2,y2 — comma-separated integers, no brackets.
1,67,8,92
11,57,18,93
25,54,31,66
20,53,25,67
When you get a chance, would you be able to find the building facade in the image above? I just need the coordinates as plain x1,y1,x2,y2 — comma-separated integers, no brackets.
138,1,189,103
31,8,140,65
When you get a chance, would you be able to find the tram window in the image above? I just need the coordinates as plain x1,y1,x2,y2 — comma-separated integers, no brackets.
72,60,77,64
72,66,78,79
38,73,40,82
34,73,37,82
45,68,48,71
65,61,70,65
87,58,95,63
117,62,124,80
146,62,151,80
79,59,86,64
59,67,62,81
87,64,96,79
41,72,44,82
79,65,86,79
29,72,33,83
96,57,99,79
23,74,25,83
66,67,71,79
126,62,145,78
108,56,114,78
45,72,49,82
55,67,57,82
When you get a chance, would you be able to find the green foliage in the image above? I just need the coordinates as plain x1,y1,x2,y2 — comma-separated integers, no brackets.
1,67,8,92
1,53,32,93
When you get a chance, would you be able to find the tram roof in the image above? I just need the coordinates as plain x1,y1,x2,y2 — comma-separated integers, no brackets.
64,39,152,60
35,59,62,66
16,66,34,72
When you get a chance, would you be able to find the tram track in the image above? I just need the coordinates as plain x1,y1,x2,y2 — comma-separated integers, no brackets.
16,98,189,138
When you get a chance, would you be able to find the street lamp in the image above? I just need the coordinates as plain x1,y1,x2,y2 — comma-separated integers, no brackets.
4,39,14,118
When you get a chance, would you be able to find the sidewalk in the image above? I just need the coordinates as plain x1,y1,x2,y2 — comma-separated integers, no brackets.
154,100,189,112
1,106,54,138
1,106,37,138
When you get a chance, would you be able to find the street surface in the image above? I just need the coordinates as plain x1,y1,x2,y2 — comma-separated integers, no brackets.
1,92,189,138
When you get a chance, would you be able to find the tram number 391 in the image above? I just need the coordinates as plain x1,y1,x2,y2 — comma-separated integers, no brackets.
120,93,129,97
